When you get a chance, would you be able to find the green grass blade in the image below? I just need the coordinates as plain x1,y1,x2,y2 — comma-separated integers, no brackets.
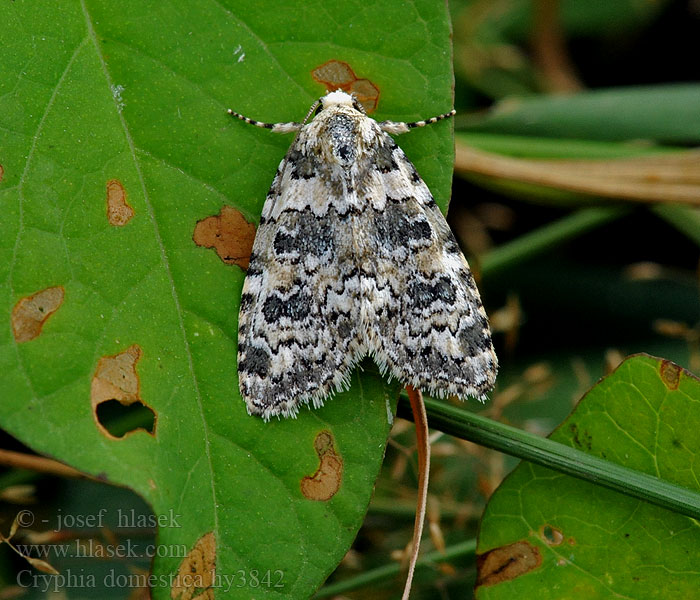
397,396,700,521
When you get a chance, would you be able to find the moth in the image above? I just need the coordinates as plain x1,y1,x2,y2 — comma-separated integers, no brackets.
230,90,497,420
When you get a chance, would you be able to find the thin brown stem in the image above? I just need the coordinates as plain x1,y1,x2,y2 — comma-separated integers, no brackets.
401,386,431,600
0,448,89,480
532,0,582,93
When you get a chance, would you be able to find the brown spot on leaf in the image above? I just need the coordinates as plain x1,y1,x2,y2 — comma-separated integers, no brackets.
312,60,380,113
660,360,681,390
476,541,542,587
349,79,380,112
0,163,4,183
193,206,255,269
171,532,216,600
301,431,343,501
539,524,564,546
106,179,134,226
313,60,356,88
91,345,156,440
11,286,65,343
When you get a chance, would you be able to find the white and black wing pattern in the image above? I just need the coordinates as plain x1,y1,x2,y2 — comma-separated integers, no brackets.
234,90,497,419
237,134,362,420
359,135,498,399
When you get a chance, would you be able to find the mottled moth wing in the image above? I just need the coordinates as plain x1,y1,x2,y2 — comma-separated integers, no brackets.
237,142,361,419
360,136,498,399
235,90,497,419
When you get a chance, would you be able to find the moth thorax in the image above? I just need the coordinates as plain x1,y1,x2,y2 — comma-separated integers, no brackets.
325,113,359,166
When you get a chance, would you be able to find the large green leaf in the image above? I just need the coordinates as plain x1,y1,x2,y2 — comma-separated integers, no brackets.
476,355,700,598
0,1,455,597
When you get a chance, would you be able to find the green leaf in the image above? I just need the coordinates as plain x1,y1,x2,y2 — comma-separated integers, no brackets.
0,1,454,598
476,355,700,598
459,84,700,144
457,132,674,159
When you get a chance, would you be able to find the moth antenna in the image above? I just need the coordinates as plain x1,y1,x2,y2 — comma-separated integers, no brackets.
301,99,322,125
227,109,302,134
379,109,456,135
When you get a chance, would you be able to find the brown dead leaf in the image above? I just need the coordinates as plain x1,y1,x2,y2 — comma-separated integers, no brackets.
25,556,60,575
455,144,700,205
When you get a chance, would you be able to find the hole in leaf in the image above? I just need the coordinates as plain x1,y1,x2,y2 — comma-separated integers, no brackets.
91,345,157,440
539,524,564,546
95,399,156,438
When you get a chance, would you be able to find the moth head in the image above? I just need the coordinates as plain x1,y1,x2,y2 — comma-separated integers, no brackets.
317,90,365,115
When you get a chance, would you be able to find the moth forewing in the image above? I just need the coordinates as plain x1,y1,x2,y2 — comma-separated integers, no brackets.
231,90,497,421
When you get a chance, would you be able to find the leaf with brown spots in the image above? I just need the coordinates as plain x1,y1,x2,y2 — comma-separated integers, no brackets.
477,354,700,598
0,2,454,598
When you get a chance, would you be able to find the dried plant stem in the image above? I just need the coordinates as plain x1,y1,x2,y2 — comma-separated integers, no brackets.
0,448,87,480
401,385,431,600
